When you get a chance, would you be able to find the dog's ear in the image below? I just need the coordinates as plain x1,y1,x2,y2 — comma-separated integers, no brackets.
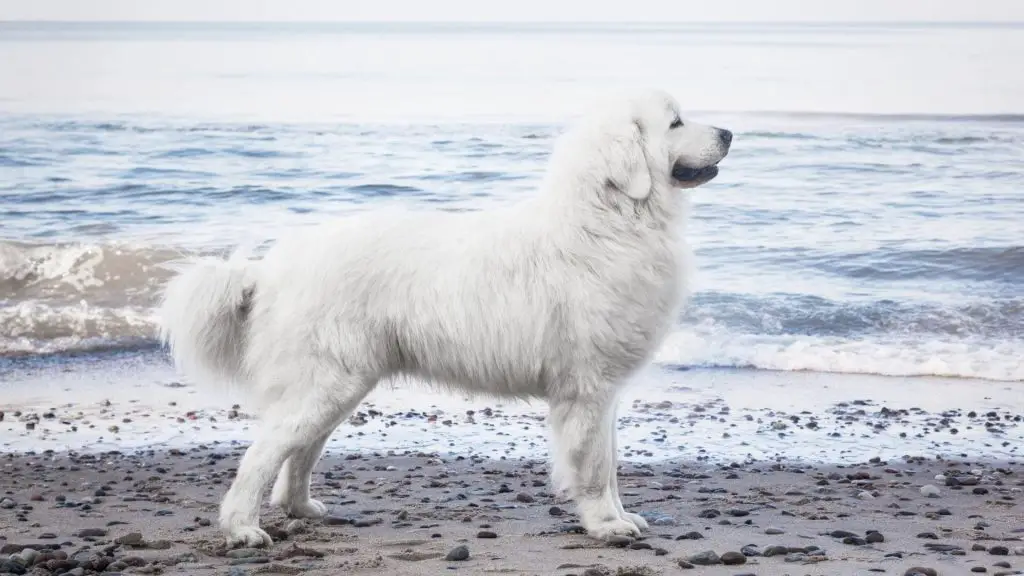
604,120,652,201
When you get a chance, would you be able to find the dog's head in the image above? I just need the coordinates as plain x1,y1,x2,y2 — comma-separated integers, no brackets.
585,89,732,200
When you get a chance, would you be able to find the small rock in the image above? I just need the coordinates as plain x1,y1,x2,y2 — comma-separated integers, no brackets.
675,531,704,540
784,552,808,563
445,545,469,561
720,551,746,565
226,548,265,559
990,546,1010,556
740,544,761,557
548,506,565,517
606,535,632,548
904,569,938,576
687,550,720,566
0,560,27,575
0,498,16,509
765,527,785,535
677,559,695,569
866,531,885,544
476,530,498,539
917,532,939,540
764,545,789,557
115,533,144,546
920,485,941,498
515,492,535,503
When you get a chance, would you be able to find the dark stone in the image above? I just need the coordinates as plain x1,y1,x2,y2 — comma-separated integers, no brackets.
720,551,746,565
687,550,721,566
989,546,1010,555
866,531,885,543
476,530,498,539
445,545,469,561
763,545,789,557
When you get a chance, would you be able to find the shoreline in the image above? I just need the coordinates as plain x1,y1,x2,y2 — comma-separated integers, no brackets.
2,448,1024,575
2,352,1023,465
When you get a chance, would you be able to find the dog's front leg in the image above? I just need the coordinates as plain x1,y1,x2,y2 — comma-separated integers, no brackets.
548,393,640,540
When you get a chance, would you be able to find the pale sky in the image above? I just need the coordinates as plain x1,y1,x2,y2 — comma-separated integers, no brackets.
2,0,1023,23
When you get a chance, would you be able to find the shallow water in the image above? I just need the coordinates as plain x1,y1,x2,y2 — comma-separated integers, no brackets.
1,21,1022,382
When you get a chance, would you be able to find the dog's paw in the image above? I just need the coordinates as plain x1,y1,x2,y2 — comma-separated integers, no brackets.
283,498,328,519
586,518,642,540
622,511,649,532
225,525,273,548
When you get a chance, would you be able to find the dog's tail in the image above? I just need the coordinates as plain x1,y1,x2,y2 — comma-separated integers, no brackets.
158,252,255,389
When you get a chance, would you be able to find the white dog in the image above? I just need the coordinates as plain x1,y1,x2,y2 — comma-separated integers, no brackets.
159,88,731,548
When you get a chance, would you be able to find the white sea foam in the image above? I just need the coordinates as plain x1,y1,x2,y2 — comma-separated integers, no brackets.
656,328,1024,382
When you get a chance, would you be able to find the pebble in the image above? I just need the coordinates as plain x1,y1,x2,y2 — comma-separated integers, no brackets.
920,484,941,498
765,527,785,535
476,530,498,539
445,545,470,561
740,544,761,557
904,569,938,576
75,528,107,538
687,550,721,566
0,498,16,509
990,546,1010,556
866,531,885,544
764,545,789,557
225,548,265,559
606,535,632,548
515,492,535,503
548,506,565,516
0,559,27,575
676,559,695,569
720,551,746,565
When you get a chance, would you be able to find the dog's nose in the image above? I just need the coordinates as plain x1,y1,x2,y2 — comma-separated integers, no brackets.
717,129,733,148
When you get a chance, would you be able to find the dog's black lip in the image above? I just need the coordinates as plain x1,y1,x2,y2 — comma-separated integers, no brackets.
671,163,719,183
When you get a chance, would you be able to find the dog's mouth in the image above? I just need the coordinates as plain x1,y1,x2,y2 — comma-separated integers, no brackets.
671,163,720,187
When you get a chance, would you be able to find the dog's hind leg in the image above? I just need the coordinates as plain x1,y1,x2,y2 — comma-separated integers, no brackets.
219,369,374,548
607,406,648,532
269,398,365,519
549,391,640,540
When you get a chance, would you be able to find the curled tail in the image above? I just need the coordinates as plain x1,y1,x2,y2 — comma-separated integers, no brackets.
158,254,254,388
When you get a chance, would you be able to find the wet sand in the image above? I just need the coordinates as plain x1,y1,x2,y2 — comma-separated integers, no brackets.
2,448,1024,575
3,357,1024,575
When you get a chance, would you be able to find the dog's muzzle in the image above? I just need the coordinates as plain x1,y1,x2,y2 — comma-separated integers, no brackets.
671,164,719,184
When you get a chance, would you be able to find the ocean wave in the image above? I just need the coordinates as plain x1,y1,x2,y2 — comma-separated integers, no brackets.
0,240,187,306
805,246,1024,284
0,300,157,357
3,241,1021,382
687,292,1023,339
656,329,1024,382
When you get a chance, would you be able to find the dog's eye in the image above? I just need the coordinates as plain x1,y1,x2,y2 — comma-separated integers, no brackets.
670,117,684,129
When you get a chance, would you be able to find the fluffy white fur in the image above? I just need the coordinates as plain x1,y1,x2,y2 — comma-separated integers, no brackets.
159,88,732,547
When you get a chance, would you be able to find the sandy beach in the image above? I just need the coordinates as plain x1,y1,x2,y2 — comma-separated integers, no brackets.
2,447,1024,575
3,355,1024,575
